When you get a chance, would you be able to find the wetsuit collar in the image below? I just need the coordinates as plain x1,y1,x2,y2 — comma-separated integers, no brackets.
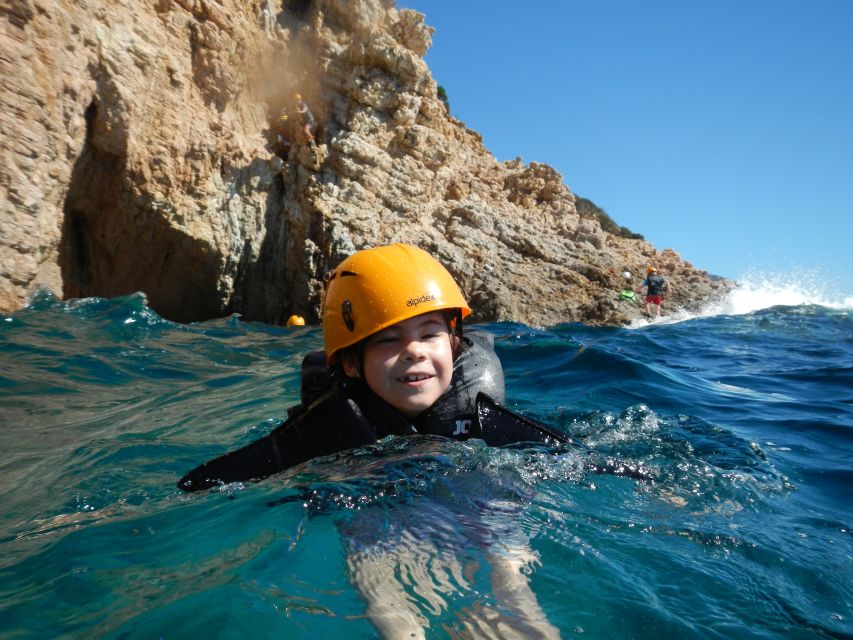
343,377,419,438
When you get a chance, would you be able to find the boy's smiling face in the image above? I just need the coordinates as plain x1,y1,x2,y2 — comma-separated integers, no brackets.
343,311,455,417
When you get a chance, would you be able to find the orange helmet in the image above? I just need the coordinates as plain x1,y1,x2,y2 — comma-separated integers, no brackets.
322,244,471,363
647,266,657,273
286,314,305,327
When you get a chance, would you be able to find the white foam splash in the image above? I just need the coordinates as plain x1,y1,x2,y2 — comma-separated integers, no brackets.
702,270,852,316
630,269,852,327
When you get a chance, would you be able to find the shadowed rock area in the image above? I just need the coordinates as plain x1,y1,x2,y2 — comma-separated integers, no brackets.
0,0,729,326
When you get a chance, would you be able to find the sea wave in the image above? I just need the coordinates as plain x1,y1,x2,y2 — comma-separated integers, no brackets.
2,289,852,638
706,269,852,315
631,269,852,328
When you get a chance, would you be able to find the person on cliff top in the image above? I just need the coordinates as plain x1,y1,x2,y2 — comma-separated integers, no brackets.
294,93,315,146
179,243,564,638
642,266,670,317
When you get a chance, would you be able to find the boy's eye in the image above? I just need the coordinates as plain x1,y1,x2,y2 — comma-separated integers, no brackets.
425,322,448,334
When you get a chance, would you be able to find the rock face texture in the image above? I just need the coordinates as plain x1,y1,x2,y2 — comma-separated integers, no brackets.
1,0,728,326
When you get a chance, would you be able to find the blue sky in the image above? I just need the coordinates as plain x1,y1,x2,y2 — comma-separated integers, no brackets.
398,1,853,294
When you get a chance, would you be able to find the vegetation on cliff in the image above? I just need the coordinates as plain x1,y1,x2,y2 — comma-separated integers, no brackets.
575,196,644,241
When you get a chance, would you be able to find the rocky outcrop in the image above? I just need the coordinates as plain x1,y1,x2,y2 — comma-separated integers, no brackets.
0,0,728,326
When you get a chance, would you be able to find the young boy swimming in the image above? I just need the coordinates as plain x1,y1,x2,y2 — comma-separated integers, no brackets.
179,243,564,492
179,244,563,637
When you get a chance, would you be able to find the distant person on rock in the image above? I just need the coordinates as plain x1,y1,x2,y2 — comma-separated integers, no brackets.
619,270,637,304
294,93,315,146
642,266,669,317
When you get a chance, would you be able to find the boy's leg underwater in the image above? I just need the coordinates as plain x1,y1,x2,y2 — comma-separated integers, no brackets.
484,546,562,640
348,547,428,639
347,532,473,639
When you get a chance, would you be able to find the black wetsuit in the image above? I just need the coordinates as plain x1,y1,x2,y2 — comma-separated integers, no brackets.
178,332,568,492
643,275,665,296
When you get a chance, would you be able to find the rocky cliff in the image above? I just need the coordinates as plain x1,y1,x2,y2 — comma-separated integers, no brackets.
0,0,728,326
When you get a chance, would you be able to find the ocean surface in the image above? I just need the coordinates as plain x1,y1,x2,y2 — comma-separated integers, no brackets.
1,277,851,639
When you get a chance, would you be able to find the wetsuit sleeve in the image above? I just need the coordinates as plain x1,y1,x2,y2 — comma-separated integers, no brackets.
474,392,570,446
177,382,378,492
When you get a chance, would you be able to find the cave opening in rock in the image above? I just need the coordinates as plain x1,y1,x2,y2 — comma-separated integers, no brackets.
58,99,233,323
62,208,92,292
283,0,312,18
59,99,122,301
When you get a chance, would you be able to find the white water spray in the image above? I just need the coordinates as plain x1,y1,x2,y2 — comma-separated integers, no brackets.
631,269,852,328
703,270,851,316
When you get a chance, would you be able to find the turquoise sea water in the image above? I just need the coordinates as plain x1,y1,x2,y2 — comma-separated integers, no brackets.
1,288,851,639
